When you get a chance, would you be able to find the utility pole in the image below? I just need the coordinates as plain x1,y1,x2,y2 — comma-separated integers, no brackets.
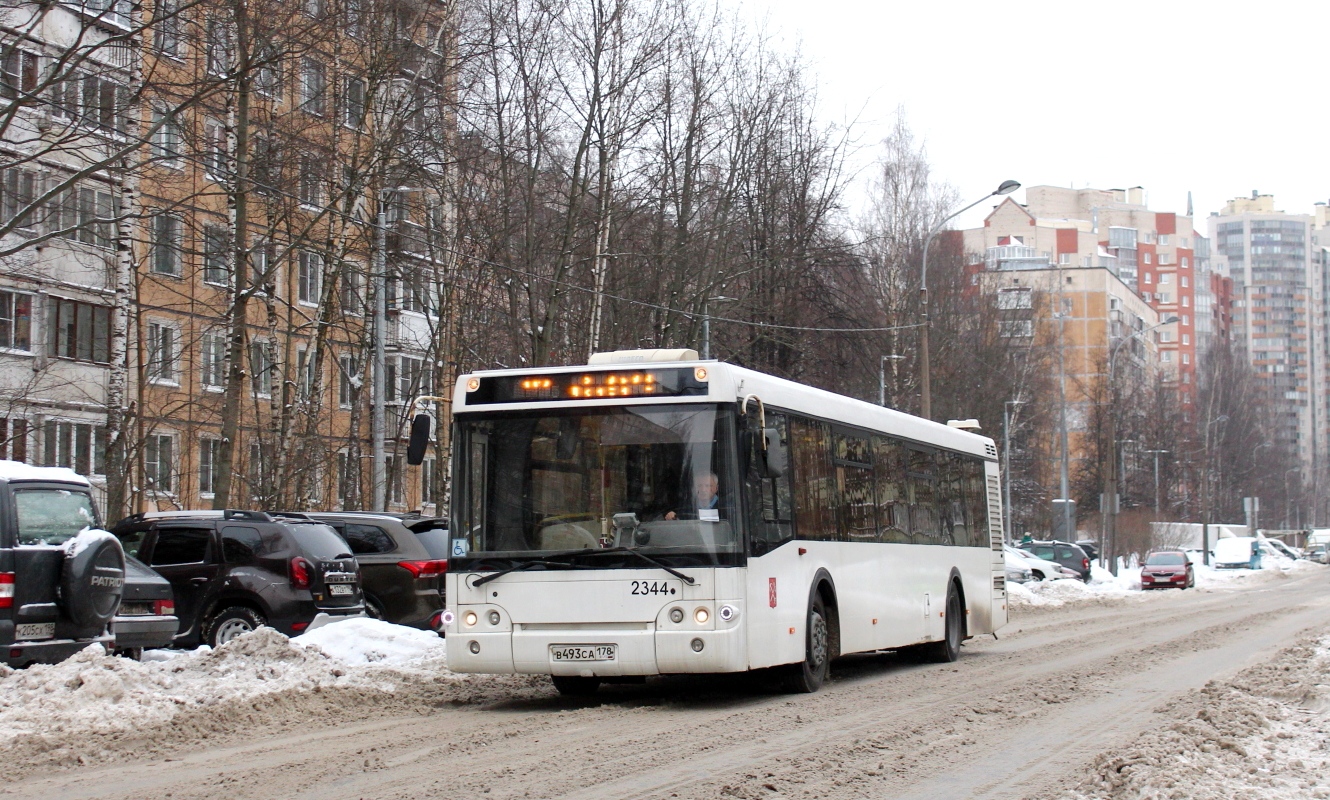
1003,399,1023,542
372,203,387,511
1143,448,1169,515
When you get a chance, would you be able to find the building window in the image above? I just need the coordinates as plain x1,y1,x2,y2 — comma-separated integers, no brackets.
1144,273,1152,284
1182,334,1190,345
204,118,227,178
150,212,182,275
49,184,117,248
146,321,178,383
255,43,282,99
154,0,182,57
298,250,322,305
43,420,106,476
0,290,33,351
205,17,232,75
1159,273,1171,285
250,238,277,294
0,48,39,99
1182,352,1190,365
1182,314,1190,326
340,262,362,312
49,298,111,363
249,340,274,396
1182,296,1190,307
144,433,174,492
421,457,436,505
150,107,182,168
1158,234,1169,246
346,0,364,37
0,418,30,463
385,454,404,505
344,76,365,129
1161,351,1172,363
300,57,326,115
299,156,324,206
1181,275,1189,288
202,224,229,285
338,355,356,407
996,287,1032,309
296,347,316,395
998,320,1034,338
1,167,37,229
199,437,222,496
201,331,227,387
1181,257,1189,268
1158,331,1173,343
1144,253,1152,265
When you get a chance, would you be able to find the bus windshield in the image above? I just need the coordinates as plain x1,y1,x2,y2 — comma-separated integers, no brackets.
453,403,739,565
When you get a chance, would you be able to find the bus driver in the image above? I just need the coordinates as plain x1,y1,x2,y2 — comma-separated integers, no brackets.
665,472,721,521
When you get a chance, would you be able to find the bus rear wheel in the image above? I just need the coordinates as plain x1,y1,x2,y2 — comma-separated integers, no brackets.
923,587,963,663
784,593,830,693
551,676,601,696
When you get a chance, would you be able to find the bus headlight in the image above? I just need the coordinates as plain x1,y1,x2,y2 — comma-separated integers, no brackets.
669,607,684,624
464,611,478,627
719,605,737,622
694,607,710,624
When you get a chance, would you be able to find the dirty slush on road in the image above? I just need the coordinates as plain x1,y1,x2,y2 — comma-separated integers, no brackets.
1,569,1328,800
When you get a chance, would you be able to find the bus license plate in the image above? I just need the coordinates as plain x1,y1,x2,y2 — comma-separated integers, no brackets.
550,644,616,662
328,584,354,596
16,623,55,640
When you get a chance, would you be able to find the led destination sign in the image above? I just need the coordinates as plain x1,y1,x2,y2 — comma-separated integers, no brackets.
466,367,709,405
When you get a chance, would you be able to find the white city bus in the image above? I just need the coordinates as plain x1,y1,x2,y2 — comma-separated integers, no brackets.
420,349,1007,694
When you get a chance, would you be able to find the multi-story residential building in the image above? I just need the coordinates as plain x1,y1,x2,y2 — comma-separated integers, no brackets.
0,0,454,519
1210,193,1325,476
0,0,136,506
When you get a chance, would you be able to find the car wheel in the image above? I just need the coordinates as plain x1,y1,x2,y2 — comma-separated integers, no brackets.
205,606,267,648
922,586,963,664
364,597,386,621
551,676,601,696
1031,569,1046,581
116,647,143,661
784,592,831,693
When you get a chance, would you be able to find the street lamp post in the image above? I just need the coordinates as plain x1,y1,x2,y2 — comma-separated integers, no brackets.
919,179,1020,420
1003,399,1023,542
1142,448,1170,515
372,187,418,511
1201,414,1228,567
1284,467,1299,529
879,354,905,407
1104,315,1178,573
701,295,736,360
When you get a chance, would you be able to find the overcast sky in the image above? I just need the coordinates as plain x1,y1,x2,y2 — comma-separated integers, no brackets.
754,0,1328,232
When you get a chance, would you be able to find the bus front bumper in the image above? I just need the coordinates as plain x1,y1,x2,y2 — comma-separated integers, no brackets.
447,624,748,676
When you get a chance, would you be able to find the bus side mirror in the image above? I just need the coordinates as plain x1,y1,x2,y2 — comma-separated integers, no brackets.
406,413,432,465
762,428,786,477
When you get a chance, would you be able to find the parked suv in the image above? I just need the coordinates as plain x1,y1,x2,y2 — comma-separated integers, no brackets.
109,510,363,647
0,461,124,666
295,513,447,630
1024,540,1092,581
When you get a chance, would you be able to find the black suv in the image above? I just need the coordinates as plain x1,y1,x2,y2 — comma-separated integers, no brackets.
109,510,364,647
0,463,124,666
295,513,447,630
1025,540,1092,581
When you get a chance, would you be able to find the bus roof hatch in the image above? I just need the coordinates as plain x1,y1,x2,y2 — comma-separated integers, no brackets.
588,348,700,365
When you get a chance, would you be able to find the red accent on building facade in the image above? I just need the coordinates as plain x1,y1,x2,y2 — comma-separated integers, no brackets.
1056,228,1078,256
1156,212,1177,236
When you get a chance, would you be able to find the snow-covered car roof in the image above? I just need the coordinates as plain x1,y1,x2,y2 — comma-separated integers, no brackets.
0,460,91,486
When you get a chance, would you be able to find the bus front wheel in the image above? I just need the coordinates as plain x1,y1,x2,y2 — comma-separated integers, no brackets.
784,593,830,693
551,676,601,696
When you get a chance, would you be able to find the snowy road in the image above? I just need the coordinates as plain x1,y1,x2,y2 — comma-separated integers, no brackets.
6,566,1330,800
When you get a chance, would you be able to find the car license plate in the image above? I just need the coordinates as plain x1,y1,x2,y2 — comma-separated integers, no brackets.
16,623,55,640
550,644,616,662
328,584,354,596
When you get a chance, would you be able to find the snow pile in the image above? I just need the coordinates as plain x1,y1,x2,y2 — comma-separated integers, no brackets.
294,616,447,666
0,618,480,774
0,460,89,485
63,528,118,557
1008,574,1138,609
1055,633,1330,800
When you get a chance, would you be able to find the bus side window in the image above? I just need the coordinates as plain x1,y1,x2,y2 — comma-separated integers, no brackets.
872,435,910,543
937,451,968,547
963,458,991,548
833,430,875,541
747,414,793,552
789,416,837,541
906,447,938,541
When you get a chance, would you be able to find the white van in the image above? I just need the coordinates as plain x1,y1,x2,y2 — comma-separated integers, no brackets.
1213,536,1261,570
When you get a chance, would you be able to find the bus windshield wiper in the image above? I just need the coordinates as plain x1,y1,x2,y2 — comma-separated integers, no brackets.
585,547,697,585
465,547,595,584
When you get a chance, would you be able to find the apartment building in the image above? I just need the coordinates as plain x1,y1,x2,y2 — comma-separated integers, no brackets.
1210,193,1324,475
0,0,135,506
0,0,454,518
